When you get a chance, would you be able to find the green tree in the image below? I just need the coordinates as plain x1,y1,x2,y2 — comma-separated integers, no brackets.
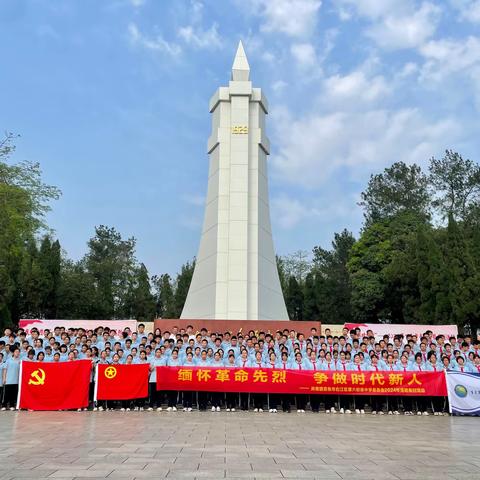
56,259,97,319
312,229,355,323
359,162,430,225
285,276,304,320
127,263,156,322
303,272,318,320
154,273,176,318
85,225,137,319
173,261,195,317
0,133,60,326
415,226,451,324
429,150,480,220
445,213,480,331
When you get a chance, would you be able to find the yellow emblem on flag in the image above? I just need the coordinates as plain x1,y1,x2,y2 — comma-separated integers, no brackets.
28,368,46,386
104,366,117,379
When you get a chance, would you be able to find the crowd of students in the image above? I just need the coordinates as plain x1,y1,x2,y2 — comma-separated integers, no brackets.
1,324,479,414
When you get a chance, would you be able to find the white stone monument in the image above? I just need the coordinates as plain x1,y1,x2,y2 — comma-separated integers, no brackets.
181,41,289,320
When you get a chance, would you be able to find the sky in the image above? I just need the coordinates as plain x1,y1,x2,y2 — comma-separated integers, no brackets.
1,0,480,276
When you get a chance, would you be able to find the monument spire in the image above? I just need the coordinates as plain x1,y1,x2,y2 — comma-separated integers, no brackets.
231,40,250,81
181,42,288,321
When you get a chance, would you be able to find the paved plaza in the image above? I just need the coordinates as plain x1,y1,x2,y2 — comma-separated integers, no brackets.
0,412,479,480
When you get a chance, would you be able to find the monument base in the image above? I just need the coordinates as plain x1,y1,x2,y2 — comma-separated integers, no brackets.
154,319,321,335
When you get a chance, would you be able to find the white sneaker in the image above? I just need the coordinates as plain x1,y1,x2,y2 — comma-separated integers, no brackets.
1,407,6,411
157,407,162,411
216,406,221,412
148,407,153,411
388,411,393,415
139,407,144,411
259,408,263,412
339,408,344,414
345,409,352,414
268,409,273,413
253,408,258,412
188,407,192,411
423,411,429,416
371,411,377,415
360,409,365,414
330,407,336,414
211,406,216,412
355,409,360,414
172,406,177,411
98,406,104,411
126,408,131,411
166,407,172,412
134,407,139,411
231,408,235,412
93,407,98,411
273,409,277,413
417,411,422,416
183,407,188,412
379,411,385,415
77,408,82,412
326,409,330,414
226,408,231,412
120,408,125,412
394,410,400,415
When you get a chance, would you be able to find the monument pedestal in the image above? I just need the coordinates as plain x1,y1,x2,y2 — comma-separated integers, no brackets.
155,318,321,334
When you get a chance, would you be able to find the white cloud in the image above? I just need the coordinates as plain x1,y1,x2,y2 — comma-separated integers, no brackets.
243,0,322,37
290,42,317,68
272,80,288,93
419,36,480,80
129,0,145,7
177,1,222,49
335,0,441,50
450,0,480,23
272,195,321,228
177,23,222,49
322,69,391,106
127,23,181,56
366,2,441,50
270,105,461,189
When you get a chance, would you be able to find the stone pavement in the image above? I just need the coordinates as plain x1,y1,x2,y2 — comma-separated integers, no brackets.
0,412,479,480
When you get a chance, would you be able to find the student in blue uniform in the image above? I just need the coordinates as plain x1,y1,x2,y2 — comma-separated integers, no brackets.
250,351,266,412
148,348,165,411
210,351,225,411
224,354,237,412
166,349,181,411
290,352,307,413
0,353,5,410
2,347,21,410
411,353,429,415
181,351,196,411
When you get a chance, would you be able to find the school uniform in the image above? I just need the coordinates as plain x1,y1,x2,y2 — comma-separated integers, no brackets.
4,357,21,409
306,359,321,412
196,359,211,410
236,357,251,410
289,360,308,411
165,357,181,408
277,359,292,412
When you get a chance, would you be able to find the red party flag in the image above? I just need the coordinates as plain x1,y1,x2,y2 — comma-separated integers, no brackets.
95,363,149,400
19,360,92,411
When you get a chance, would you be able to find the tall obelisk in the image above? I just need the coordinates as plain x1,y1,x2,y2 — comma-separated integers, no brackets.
181,41,288,320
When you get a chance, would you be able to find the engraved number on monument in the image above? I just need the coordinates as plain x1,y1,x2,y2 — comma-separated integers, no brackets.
231,125,248,134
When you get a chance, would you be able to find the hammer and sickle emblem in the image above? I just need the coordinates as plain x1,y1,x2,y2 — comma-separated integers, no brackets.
104,366,117,379
28,368,46,386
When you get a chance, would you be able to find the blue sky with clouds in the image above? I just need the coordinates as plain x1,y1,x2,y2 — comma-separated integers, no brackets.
1,0,479,276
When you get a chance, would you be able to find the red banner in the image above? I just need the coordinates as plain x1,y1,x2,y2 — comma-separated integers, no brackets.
96,363,150,400
156,367,447,396
19,360,91,410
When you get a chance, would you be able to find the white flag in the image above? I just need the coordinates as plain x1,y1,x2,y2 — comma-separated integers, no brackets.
446,371,480,416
